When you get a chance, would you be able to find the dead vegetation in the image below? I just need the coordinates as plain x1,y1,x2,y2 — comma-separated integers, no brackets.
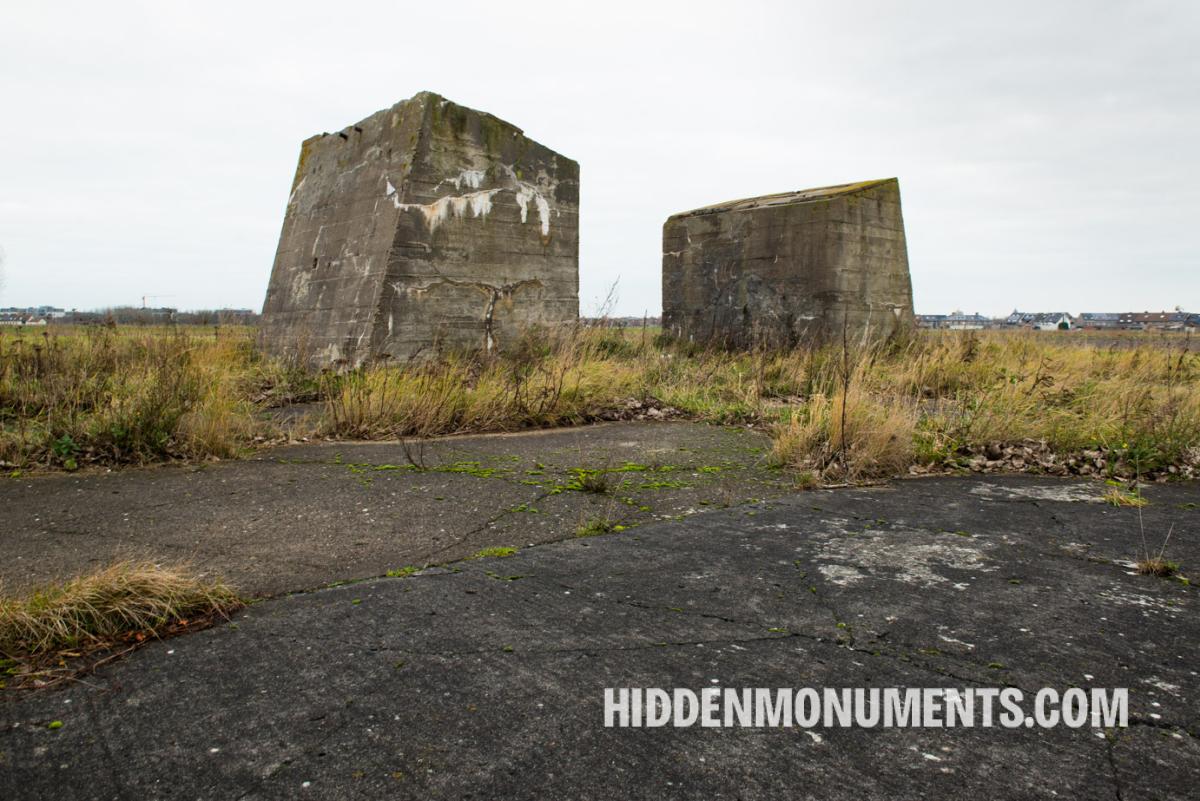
0,561,242,690
2,323,1198,486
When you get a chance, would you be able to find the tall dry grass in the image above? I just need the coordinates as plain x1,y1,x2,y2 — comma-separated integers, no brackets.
771,330,1200,479
3,323,1197,481
320,326,647,438
0,325,294,468
772,379,919,481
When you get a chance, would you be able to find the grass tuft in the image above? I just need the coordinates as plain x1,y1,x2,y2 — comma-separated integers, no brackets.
0,561,242,657
575,517,615,537
1103,486,1149,507
572,468,613,494
1134,557,1178,577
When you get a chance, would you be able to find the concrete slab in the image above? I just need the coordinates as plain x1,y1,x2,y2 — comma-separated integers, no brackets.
1,472,1196,799
0,422,787,596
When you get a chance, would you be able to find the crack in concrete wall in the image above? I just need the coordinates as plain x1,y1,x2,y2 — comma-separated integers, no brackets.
392,276,544,351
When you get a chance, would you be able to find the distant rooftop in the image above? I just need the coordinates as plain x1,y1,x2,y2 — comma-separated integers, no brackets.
671,178,897,219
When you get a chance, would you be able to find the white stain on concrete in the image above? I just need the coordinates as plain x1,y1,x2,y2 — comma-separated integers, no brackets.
817,533,995,588
1097,588,1180,614
937,632,976,650
1142,677,1182,695
969,483,1102,503
448,169,485,190
392,189,502,232
387,165,555,236
288,176,307,205
514,184,552,236
818,564,866,586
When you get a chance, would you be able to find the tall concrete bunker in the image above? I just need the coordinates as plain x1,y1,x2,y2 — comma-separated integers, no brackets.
662,178,914,347
260,92,579,365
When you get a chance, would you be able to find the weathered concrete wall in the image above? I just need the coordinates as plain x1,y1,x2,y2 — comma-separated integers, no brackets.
662,178,914,347
261,92,579,365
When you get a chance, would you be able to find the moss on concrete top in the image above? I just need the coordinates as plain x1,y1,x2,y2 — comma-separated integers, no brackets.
669,178,898,220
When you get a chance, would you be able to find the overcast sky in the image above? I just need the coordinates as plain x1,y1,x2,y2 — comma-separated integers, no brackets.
2,1,1197,317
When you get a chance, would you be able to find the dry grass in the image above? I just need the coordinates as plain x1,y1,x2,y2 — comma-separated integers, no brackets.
3,323,1198,484
0,561,242,657
319,327,645,438
771,362,920,480
1134,557,1178,578
0,325,297,469
1134,504,1180,579
1103,486,1149,507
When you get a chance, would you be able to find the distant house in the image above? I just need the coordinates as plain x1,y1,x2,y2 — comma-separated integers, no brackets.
944,312,990,330
916,312,990,330
0,305,65,323
1078,313,1122,329
1004,311,1073,330
1117,311,1190,330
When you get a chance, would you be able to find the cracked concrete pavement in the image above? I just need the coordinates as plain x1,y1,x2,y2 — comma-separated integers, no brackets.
1,423,1198,799
1,422,789,597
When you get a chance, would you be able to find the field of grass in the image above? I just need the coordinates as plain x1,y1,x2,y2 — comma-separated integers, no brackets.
0,324,311,469
1,323,1197,483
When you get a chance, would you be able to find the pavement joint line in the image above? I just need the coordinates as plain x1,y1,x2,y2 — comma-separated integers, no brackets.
261,490,789,600
418,487,561,562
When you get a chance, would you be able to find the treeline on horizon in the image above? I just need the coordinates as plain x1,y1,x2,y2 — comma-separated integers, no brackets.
60,308,261,326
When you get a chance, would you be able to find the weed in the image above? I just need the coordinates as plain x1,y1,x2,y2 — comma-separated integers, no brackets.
1131,474,1182,579
1135,558,1179,578
471,546,517,559
485,572,524,581
576,517,615,537
1103,485,1148,507
572,468,612,494
794,470,819,490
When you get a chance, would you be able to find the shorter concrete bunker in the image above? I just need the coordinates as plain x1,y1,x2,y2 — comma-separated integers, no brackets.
662,178,915,347
260,92,579,366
